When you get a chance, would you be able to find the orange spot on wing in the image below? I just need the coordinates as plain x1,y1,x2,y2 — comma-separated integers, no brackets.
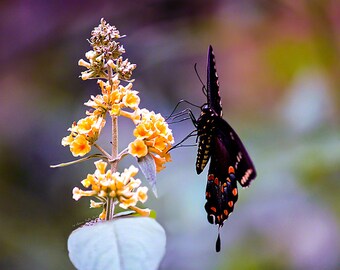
232,188,238,196
228,201,233,207
228,166,235,174
208,174,214,181
210,207,217,213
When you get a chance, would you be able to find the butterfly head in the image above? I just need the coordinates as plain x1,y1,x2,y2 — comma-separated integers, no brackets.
201,103,209,111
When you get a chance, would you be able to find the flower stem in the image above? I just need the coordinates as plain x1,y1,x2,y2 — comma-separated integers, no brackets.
106,63,119,220
111,116,118,171
93,143,112,160
106,116,118,220
109,147,129,163
105,196,115,221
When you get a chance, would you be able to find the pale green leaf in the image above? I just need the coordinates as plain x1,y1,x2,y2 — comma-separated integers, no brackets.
68,217,166,270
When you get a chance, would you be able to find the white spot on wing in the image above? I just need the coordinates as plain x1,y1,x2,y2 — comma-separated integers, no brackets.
241,169,253,185
237,152,242,162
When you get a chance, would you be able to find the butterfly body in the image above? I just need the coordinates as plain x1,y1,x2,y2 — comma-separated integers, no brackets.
195,105,216,174
195,46,256,251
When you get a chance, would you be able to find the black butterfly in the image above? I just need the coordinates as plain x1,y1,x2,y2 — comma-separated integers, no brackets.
194,45,257,252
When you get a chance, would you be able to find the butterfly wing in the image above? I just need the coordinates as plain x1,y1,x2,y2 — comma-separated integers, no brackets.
207,45,222,117
205,133,238,226
205,116,256,226
195,45,222,174
216,117,257,187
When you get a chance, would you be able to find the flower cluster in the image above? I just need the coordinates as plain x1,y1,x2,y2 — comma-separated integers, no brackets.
84,75,140,120
73,160,149,219
90,19,125,59
129,109,174,172
57,19,174,220
78,18,136,81
62,116,106,157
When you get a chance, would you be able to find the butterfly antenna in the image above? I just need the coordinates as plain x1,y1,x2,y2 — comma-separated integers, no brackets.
194,63,207,96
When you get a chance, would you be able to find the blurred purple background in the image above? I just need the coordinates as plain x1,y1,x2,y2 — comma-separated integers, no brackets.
1,0,339,269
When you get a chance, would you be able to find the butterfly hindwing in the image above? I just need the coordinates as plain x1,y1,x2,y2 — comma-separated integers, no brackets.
205,125,239,226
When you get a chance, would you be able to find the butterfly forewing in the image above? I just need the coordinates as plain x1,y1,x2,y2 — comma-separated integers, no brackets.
207,45,222,117
196,46,222,174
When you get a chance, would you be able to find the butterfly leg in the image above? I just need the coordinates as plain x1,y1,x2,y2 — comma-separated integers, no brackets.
167,130,197,152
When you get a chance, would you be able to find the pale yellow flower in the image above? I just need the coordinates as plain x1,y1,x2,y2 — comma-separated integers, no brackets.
133,122,152,139
73,161,149,219
122,90,140,109
128,109,174,170
77,116,96,134
128,139,148,158
61,134,74,146
119,109,141,124
70,135,91,157
136,186,148,203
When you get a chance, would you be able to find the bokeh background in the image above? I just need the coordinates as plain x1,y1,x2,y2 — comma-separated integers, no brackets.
1,0,339,269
